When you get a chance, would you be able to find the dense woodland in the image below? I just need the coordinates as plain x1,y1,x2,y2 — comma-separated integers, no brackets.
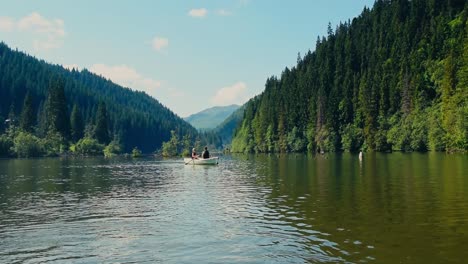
232,0,468,153
0,43,197,157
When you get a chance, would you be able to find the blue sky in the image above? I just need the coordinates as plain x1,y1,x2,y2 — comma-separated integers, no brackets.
0,0,375,117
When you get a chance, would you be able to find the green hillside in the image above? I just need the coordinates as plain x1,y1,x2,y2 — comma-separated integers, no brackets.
213,105,245,144
232,0,467,153
0,42,197,155
184,104,240,130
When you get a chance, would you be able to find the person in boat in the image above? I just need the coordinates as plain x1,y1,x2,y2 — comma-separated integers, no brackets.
191,148,199,159
202,147,210,159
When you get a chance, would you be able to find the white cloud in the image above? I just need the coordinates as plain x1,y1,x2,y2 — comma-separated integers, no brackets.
188,8,208,18
0,12,65,51
0,16,14,32
211,82,249,106
90,64,161,95
152,37,169,51
216,9,232,16
17,12,65,37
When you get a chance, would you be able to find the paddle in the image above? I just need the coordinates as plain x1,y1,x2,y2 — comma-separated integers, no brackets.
185,158,195,165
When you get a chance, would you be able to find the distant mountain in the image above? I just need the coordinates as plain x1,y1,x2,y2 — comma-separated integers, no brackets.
184,104,240,131
213,105,245,144
0,42,197,153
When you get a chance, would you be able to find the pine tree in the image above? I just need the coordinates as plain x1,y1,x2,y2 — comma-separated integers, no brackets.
19,91,35,132
94,101,110,144
45,78,70,138
70,104,84,142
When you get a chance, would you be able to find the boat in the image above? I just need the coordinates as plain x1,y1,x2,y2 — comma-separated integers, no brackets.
184,157,219,165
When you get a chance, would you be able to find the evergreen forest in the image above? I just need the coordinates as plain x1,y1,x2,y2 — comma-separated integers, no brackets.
232,0,468,153
0,42,197,157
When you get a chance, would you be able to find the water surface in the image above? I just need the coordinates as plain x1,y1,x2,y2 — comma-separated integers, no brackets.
0,153,467,263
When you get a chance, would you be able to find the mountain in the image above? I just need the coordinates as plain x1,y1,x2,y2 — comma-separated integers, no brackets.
0,42,197,153
184,104,240,131
213,105,245,144
232,0,467,153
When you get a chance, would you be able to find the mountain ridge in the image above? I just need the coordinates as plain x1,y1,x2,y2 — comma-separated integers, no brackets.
184,104,240,131
0,42,197,153
231,0,467,153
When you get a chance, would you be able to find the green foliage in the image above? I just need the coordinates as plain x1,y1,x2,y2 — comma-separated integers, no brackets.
103,140,122,158
180,134,192,157
19,92,35,133
12,132,42,158
230,1,467,153
0,42,197,153
0,134,13,157
132,147,142,158
71,137,104,156
287,126,306,152
45,78,70,139
214,105,245,144
428,105,446,151
70,104,84,142
341,124,364,152
161,130,179,157
94,102,110,144
41,132,67,156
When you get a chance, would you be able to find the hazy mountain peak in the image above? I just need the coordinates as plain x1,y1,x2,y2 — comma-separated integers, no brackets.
184,104,240,131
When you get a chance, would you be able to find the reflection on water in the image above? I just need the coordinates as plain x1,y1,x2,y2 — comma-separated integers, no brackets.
0,153,467,263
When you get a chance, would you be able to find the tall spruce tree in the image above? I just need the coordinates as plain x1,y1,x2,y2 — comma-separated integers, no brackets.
70,104,84,142
94,101,110,144
45,78,70,138
19,91,35,132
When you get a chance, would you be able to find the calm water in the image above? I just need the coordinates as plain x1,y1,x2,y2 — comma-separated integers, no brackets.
0,153,467,263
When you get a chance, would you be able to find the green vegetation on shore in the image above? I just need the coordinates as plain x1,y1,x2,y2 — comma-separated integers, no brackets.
232,0,467,153
0,42,198,158
0,42,197,157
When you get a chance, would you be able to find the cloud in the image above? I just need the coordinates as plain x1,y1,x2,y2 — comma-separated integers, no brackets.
0,17,14,32
211,82,249,106
90,64,161,95
216,9,232,16
188,8,208,18
0,12,65,50
152,37,169,51
17,12,65,37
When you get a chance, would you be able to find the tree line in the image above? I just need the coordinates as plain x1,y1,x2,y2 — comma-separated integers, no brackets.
0,43,198,157
232,0,467,153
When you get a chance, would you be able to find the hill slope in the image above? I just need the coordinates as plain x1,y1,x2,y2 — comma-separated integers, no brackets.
184,104,240,130
0,42,197,152
232,0,467,153
213,105,245,144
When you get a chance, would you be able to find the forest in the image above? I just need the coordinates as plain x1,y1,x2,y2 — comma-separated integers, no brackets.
0,43,197,157
232,0,467,153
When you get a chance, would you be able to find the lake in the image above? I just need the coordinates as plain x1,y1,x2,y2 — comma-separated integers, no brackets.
0,153,467,263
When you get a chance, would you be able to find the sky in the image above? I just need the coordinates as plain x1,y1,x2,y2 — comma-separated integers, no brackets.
0,0,375,117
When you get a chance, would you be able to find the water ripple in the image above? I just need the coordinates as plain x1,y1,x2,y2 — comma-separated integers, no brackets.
2,154,465,263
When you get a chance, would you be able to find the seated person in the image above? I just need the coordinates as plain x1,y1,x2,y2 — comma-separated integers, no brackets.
202,147,210,159
191,148,199,159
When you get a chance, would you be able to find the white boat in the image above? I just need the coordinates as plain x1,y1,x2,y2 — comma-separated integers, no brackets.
184,157,219,165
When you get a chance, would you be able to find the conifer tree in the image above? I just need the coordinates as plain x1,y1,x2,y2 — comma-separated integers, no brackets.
19,91,35,132
94,101,110,144
70,104,84,142
45,78,70,138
